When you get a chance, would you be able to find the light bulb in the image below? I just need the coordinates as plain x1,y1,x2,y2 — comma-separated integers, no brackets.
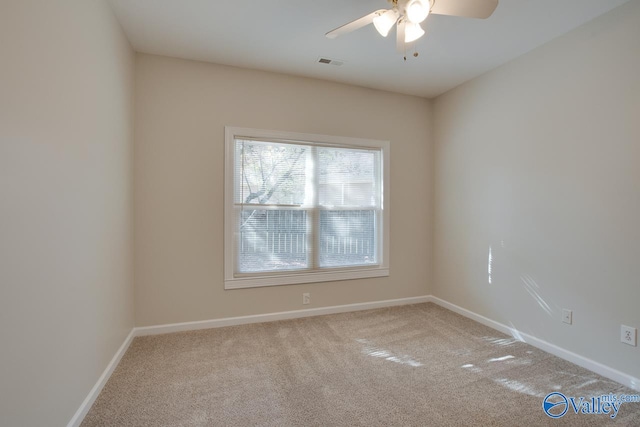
373,9,399,37
404,22,425,43
406,0,430,24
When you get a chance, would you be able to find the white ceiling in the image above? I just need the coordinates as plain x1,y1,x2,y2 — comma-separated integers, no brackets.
109,0,629,98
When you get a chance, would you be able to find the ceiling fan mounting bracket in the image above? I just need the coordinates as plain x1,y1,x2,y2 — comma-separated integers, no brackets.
387,0,435,13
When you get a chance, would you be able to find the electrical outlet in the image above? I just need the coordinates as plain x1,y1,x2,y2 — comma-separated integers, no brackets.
562,309,572,325
621,325,637,347
302,293,310,305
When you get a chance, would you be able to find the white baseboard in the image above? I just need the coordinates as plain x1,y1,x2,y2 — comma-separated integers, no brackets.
135,295,431,336
67,329,135,427
427,296,640,392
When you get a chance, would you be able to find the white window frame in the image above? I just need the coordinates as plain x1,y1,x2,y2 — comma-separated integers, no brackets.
224,126,390,290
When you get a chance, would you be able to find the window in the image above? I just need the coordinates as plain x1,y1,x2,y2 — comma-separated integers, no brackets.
224,127,389,289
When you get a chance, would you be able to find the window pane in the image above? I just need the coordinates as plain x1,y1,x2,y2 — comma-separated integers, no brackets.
235,140,309,205
318,147,379,207
238,209,309,272
319,210,377,267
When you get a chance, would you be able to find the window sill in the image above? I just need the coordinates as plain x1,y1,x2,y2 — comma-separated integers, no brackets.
224,267,389,290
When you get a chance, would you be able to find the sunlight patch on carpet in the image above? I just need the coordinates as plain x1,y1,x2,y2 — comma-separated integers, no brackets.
356,338,423,367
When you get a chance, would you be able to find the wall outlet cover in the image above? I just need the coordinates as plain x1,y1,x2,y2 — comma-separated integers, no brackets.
621,325,637,346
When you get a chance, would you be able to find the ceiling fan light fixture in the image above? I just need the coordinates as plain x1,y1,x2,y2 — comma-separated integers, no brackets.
404,22,425,43
406,0,430,24
373,9,399,37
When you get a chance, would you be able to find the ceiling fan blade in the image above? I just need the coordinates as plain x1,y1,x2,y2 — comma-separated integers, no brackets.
326,9,387,39
396,19,406,53
430,0,499,19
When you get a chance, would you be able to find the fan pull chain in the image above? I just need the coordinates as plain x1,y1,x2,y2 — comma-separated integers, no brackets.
404,44,419,61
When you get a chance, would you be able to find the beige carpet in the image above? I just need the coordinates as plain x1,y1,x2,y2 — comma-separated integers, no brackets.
82,303,640,426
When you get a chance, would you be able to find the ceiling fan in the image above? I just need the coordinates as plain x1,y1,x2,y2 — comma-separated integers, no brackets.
326,0,499,57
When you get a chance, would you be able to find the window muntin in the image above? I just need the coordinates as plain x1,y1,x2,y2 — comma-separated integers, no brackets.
225,128,389,289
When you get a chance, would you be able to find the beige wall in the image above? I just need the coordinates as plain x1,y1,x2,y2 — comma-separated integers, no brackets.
0,1,135,425
134,54,433,326
434,1,640,379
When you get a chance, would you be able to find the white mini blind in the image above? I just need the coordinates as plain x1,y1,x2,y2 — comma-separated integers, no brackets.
317,147,380,268
234,138,382,274
235,139,310,273
234,140,309,206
